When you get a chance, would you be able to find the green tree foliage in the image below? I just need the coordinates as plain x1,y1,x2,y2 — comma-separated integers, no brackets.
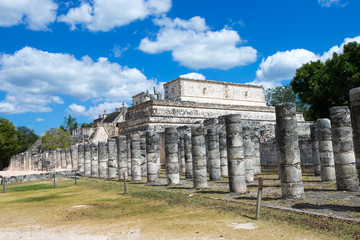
60,115,78,133
16,126,39,152
265,84,309,117
41,128,74,151
0,118,21,169
80,122,93,128
291,41,360,120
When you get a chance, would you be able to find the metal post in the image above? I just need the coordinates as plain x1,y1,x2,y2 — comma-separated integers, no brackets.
123,172,127,195
2,177,5,193
75,171,77,185
53,172,56,188
255,177,263,220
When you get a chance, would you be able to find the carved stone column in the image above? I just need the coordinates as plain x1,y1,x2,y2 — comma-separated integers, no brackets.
219,130,228,177
107,139,117,179
350,87,360,183
184,131,193,179
310,124,321,176
329,106,359,191
126,138,132,177
252,126,261,175
78,144,85,173
98,141,108,179
179,134,186,176
275,103,304,199
131,133,142,181
84,144,91,177
140,136,147,177
165,127,180,185
56,149,61,169
146,130,160,183
317,119,336,181
243,124,254,183
225,114,246,193
70,145,79,170
90,143,98,177
207,128,221,181
65,148,72,169
61,149,66,169
117,135,128,180
192,125,208,189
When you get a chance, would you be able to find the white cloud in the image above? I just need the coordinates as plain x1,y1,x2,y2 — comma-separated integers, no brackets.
36,118,45,122
179,73,206,80
58,0,172,32
318,0,347,7
68,102,125,119
112,44,129,58
0,47,160,114
250,36,360,89
139,16,257,70
0,0,58,30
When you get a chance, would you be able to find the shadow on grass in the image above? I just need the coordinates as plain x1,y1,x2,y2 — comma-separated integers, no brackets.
304,188,338,192
197,190,229,194
292,203,360,212
8,184,68,192
234,195,281,201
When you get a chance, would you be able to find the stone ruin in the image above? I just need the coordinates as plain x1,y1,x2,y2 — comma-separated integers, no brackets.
5,80,360,198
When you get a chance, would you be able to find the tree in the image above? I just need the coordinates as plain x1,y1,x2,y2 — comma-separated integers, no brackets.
0,118,21,169
80,122,93,128
265,84,309,117
60,115,78,133
41,128,74,151
16,126,39,152
291,41,360,120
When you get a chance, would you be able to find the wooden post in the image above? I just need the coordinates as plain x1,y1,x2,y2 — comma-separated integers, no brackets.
255,177,263,220
75,171,77,185
123,172,127,195
53,172,56,189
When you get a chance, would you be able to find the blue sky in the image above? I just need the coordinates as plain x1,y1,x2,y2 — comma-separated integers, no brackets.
0,0,359,134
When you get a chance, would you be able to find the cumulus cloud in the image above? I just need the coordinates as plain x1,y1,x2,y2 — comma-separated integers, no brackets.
36,118,45,122
68,102,125,119
58,0,172,31
318,0,347,7
0,0,58,30
139,16,257,70
179,73,206,80
250,36,360,89
0,47,160,114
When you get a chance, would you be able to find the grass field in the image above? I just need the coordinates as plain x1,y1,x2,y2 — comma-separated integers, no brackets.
0,176,359,239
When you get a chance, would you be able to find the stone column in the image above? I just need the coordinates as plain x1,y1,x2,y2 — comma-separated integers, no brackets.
25,151,30,171
140,136,147,177
61,149,66,169
31,151,38,171
90,143,99,177
84,144,91,177
350,87,360,183
56,149,61,169
131,133,142,181
146,130,160,183
252,126,261,175
65,148,72,169
108,139,117,179
98,141,108,179
184,131,193,179
243,124,254,183
317,119,336,181
310,124,321,176
165,127,180,185
179,134,186,176
126,138,132,177
117,135,128,180
329,106,359,191
219,130,228,177
191,125,207,189
78,144,85,173
21,152,25,171
70,145,78,170
207,128,221,181
48,151,55,168
275,103,304,199
225,114,246,193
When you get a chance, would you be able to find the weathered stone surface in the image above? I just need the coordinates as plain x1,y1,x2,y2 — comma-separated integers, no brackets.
275,103,304,199
317,118,336,181
90,143,98,177
350,87,360,183
165,127,180,185
48,151,55,170
243,124,254,183
310,124,321,176
251,126,261,175
78,144,85,173
131,133,142,181
146,130,160,183
225,114,246,193
184,131,193,179
56,149,61,169
219,130,228,177
70,145,79,170
98,141,108,179
329,106,359,191
192,125,208,189
61,149,66,169
178,134,186,175
65,148,72,169
84,144,91,176
107,139,117,179
126,138,132,176
140,137,147,177
117,135,128,180
31,151,39,171
207,128,221,181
